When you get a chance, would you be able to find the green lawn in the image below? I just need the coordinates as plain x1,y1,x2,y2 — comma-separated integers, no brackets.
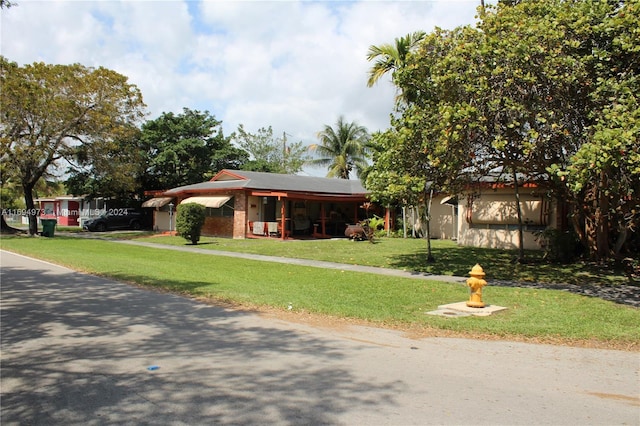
1,234,638,350
139,234,632,286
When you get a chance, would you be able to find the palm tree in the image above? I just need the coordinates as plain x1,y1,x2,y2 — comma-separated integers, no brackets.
366,31,426,88
309,116,370,179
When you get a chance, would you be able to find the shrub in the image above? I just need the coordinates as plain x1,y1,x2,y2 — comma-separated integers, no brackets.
176,203,206,245
534,228,581,263
368,215,385,231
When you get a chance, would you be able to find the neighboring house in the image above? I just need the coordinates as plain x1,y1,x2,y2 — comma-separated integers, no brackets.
141,194,175,232
143,170,371,239
396,173,559,250
456,175,558,251
36,196,104,227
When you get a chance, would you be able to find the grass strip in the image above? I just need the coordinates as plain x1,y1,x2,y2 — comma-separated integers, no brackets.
140,235,632,286
1,235,638,349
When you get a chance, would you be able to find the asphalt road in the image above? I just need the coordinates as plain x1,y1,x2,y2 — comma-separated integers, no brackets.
1,250,639,425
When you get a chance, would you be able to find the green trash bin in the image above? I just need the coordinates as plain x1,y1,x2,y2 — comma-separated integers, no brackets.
41,219,57,237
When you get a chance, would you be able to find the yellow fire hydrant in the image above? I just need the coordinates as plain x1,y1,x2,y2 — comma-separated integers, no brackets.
466,264,487,308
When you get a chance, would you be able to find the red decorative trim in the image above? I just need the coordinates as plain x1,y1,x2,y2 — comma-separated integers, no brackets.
466,195,474,224
210,170,249,182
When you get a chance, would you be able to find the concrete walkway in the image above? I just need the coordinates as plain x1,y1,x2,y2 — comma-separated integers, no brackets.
115,239,468,284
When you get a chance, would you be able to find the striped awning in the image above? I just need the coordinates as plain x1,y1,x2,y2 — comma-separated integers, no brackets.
142,197,173,208
181,196,232,208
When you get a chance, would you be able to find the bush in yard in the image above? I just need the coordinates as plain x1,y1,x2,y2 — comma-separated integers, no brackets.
176,203,206,245
534,229,582,263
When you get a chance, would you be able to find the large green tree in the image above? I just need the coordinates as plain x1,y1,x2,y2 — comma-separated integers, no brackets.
232,125,308,174
374,0,638,261
470,0,639,261
366,125,441,261
140,108,248,190
555,0,640,259
65,129,145,200
0,57,146,234
439,0,588,261
309,116,370,179
367,27,482,262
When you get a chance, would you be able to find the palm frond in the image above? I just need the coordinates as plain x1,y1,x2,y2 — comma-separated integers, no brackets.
366,31,426,87
311,116,370,179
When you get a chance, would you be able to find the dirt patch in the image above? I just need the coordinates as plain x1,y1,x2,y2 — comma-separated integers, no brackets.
198,298,640,352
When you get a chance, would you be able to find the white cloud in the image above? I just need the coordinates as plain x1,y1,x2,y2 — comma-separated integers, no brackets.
1,0,481,175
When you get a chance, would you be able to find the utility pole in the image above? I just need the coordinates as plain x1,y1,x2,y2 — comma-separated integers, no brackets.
283,132,287,156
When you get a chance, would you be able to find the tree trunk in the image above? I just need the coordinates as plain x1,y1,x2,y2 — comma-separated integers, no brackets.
570,205,587,249
411,206,418,238
595,171,609,260
613,226,627,257
1,215,24,234
424,189,435,263
402,206,407,238
511,168,525,262
584,171,610,261
585,209,598,259
22,182,38,235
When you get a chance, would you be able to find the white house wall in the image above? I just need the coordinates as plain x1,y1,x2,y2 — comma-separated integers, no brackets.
470,197,546,225
406,195,457,240
247,196,262,222
457,219,542,250
457,189,555,251
431,200,457,240
154,211,174,232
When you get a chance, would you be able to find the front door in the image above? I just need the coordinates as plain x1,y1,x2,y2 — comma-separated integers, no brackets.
263,197,277,221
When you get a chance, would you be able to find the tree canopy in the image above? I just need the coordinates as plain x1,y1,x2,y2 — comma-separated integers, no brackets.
232,125,308,174
65,129,146,200
366,0,639,261
0,57,146,234
139,108,248,191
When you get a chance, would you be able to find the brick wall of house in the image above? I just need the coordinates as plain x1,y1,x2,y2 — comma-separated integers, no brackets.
233,191,247,239
198,190,248,239
202,217,234,237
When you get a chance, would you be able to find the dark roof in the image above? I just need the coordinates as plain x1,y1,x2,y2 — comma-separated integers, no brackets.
164,170,368,196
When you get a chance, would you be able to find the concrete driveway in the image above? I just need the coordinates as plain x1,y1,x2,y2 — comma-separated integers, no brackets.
1,250,638,425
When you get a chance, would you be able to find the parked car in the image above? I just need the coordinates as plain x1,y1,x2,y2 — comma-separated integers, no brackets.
83,209,143,232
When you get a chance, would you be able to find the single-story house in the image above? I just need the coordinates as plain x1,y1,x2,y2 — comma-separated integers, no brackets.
456,174,560,251
395,174,560,250
143,170,373,239
35,196,106,227
144,169,559,250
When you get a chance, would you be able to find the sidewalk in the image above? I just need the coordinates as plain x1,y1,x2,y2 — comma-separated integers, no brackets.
115,239,468,283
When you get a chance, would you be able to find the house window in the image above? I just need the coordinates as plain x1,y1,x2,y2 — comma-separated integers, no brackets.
206,199,234,217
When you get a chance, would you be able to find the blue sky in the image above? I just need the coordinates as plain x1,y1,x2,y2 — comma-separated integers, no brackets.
1,0,482,176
